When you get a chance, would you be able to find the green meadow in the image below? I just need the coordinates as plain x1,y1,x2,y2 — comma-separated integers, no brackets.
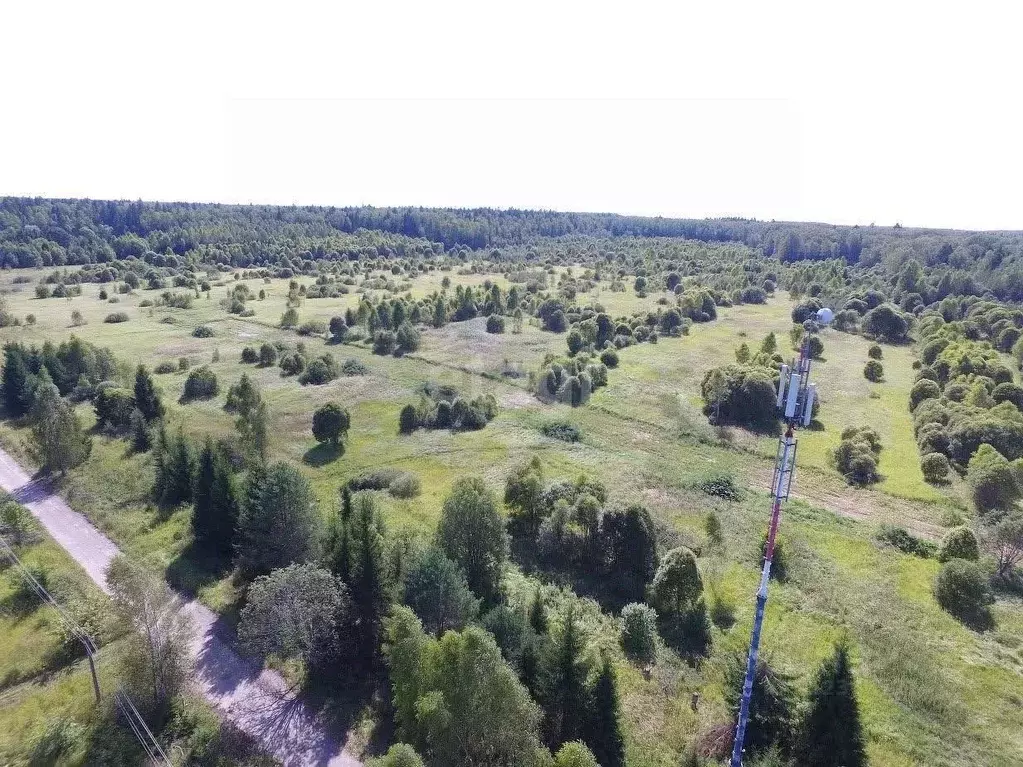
0,268,1019,766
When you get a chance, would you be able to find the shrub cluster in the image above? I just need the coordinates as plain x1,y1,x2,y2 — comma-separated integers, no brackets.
536,354,608,406
832,426,882,485
399,389,498,433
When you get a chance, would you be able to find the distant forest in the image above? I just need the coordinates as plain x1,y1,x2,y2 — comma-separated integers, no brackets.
4,197,1023,299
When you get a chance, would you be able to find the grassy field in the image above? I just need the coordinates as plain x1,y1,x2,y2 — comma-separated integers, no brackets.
0,268,1020,766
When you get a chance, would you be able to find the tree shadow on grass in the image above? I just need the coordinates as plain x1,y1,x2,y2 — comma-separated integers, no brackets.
302,442,344,468
165,539,233,600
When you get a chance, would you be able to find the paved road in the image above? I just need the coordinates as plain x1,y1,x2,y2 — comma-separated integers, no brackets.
0,448,359,767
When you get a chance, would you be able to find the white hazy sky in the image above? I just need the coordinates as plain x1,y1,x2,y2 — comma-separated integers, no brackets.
3,1,1021,231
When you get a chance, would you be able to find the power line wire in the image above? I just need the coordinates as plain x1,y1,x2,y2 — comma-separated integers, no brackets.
0,530,171,766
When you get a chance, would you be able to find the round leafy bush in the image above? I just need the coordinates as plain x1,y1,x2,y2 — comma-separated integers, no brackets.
486,315,505,334
389,472,422,499
154,361,177,374
920,452,950,483
863,360,884,382
104,312,129,323
937,526,980,563
832,426,882,485
934,559,993,625
867,344,883,360
620,602,658,663
992,382,1023,410
909,379,941,410
192,325,215,338
241,347,258,363
600,349,619,368
183,366,219,400
341,358,369,376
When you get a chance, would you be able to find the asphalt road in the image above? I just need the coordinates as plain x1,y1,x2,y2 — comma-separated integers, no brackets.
0,447,359,767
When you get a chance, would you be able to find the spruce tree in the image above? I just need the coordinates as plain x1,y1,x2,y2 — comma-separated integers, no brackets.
529,589,549,635
348,493,388,666
130,408,152,452
192,437,239,558
133,364,164,422
542,605,591,748
160,431,194,507
235,462,321,579
584,654,625,767
2,343,29,416
795,642,866,767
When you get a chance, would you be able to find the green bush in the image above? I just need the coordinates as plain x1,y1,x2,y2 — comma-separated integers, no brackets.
240,346,258,363
297,320,328,336
620,602,658,663
183,366,219,400
698,471,741,501
373,330,397,355
909,379,941,410
600,348,619,368
104,311,129,323
863,360,884,382
701,364,777,429
154,361,176,374
341,358,368,375
937,526,980,562
192,325,215,338
540,419,582,442
832,426,882,485
875,524,935,558
920,452,950,483
486,315,505,334
867,344,883,360
934,559,993,627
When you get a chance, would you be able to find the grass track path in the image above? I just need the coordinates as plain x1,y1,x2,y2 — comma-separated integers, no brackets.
0,447,359,767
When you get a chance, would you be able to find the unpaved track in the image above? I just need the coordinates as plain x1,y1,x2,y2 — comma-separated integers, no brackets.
0,448,359,767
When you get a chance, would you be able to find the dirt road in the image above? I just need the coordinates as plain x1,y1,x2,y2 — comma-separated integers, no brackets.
0,448,359,767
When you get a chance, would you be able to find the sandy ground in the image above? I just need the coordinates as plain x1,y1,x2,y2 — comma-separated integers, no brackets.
0,447,359,767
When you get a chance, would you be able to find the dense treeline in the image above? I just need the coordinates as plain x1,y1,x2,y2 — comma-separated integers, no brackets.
6,197,1023,304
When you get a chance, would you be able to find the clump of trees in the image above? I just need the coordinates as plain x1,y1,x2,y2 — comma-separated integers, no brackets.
504,459,659,608
701,364,777,429
535,354,609,407
832,426,882,485
399,387,498,433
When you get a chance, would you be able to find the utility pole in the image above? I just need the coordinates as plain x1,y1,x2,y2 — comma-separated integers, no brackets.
729,308,830,767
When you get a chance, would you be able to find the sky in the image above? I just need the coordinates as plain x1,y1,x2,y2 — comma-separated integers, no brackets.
3,1,1021,231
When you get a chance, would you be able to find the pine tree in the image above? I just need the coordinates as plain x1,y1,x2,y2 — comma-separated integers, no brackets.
133,364,164,421
542,605,591,748
584,654,625,767
192,437,239,558
795,642,866,767
2,343,29,416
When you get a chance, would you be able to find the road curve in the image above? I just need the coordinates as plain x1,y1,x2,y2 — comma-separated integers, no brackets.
0,447,360,767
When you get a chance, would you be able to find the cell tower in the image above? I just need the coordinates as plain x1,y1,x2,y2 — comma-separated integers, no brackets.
728,307,832,767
